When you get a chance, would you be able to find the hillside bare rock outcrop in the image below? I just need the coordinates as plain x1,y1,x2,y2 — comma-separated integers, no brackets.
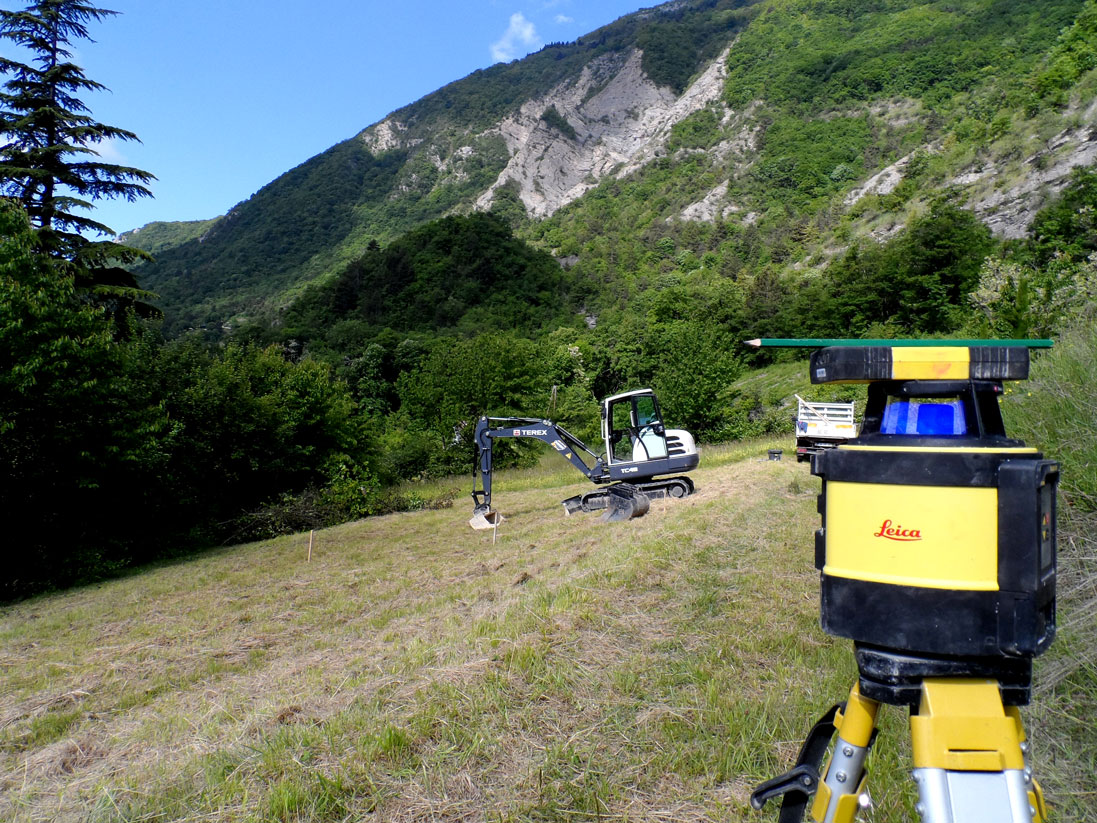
477,45,731,217
362,46,733,220
966,100,1097,238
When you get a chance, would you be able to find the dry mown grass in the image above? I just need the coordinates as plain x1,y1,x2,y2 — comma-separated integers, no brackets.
0,444,1093,822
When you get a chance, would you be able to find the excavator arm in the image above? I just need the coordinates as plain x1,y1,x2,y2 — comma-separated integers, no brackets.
471,417,607,526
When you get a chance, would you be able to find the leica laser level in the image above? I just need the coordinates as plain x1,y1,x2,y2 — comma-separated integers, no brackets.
747,341,1058,823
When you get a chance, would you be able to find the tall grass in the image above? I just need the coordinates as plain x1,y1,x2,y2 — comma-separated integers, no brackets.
1004,320,1097,819
1005,321,1097,511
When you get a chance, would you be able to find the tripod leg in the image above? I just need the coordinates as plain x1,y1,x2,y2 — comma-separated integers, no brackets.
909,679,1047,823
1006,704,1049,823
811,682,879,823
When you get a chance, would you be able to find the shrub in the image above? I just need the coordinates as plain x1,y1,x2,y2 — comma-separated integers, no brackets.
540,105,578,140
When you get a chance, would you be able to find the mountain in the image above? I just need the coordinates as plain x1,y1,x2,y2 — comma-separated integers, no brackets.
124,0,1097,335
116,218,219,257
128,0,749,333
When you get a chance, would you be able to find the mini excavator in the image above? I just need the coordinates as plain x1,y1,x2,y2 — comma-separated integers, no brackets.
469,389,699,529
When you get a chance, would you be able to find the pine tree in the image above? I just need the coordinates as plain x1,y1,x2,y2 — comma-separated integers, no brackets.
0,0,154,260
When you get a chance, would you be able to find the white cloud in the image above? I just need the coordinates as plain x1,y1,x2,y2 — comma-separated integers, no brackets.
554,14,574,24
490,12,541,62
89,137,128,164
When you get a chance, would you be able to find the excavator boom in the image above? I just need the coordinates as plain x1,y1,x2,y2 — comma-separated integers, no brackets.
470,417,609,528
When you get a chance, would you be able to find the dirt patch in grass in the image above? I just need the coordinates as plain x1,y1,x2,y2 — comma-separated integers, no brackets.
30,736,109,777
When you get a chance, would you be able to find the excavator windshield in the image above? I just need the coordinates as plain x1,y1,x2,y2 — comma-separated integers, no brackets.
606,391,668,463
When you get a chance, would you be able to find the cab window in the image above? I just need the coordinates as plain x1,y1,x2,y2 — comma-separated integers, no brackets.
610,400,633,461
635,395,659,427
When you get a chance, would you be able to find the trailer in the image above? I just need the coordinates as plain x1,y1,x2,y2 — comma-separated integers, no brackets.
794,394,857,462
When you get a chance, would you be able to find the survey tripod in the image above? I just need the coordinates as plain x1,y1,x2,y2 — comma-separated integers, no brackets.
746,340,1058,823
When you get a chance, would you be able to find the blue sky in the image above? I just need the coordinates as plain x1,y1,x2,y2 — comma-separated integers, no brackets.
0,0,648,236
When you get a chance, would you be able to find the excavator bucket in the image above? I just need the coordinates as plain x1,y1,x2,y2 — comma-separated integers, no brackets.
561,495,584,515
601,485,650,522
469,507,503,530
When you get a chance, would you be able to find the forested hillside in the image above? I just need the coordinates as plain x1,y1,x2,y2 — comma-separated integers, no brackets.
116,218,218,257
281,213,581,340
126,0,1097,336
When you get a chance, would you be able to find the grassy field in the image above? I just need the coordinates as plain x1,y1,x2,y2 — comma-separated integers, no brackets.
1,440,1094,822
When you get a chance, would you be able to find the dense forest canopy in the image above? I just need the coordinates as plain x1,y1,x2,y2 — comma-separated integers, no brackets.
282,213,581,341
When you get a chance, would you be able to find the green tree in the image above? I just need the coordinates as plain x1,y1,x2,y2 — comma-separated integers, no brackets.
2,192,373,595
828,202,994,334
393,332,550,476
0,200,166,595
651,321,741,439
151,340,369,539
1028,166,1097,265
0,0,154,262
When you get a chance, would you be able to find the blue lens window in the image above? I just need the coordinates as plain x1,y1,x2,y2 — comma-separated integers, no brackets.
881,398,967,436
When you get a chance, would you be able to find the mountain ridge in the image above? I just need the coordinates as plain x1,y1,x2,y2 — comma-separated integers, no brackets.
123,0,1097,334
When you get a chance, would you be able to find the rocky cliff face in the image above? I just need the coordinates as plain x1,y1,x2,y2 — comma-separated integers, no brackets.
835,97,1097,240
361,37,1096,243
476,46,731,216
361,45,734,220
966,97,1097,239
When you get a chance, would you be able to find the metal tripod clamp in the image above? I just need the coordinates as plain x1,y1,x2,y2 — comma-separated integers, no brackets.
910,679,1047,823
750,704,840,822
752,685,879,823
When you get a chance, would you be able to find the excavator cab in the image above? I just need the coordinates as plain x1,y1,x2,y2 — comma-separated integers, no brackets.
604,390,670,463
596,389,699,517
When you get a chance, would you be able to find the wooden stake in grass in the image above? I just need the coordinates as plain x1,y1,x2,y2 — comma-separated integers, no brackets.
307,530,314,562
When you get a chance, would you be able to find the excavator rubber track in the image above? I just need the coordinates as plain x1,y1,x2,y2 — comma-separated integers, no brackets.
562,483,651,521
637,475,695,500
562,475,694,517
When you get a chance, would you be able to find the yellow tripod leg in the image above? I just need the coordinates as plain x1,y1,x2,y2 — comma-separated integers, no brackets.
811,683,879,823
909,679,1046,823
1006,704,1049,823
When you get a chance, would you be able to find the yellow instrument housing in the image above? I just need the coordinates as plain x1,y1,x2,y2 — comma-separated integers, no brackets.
824,479,1000,591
